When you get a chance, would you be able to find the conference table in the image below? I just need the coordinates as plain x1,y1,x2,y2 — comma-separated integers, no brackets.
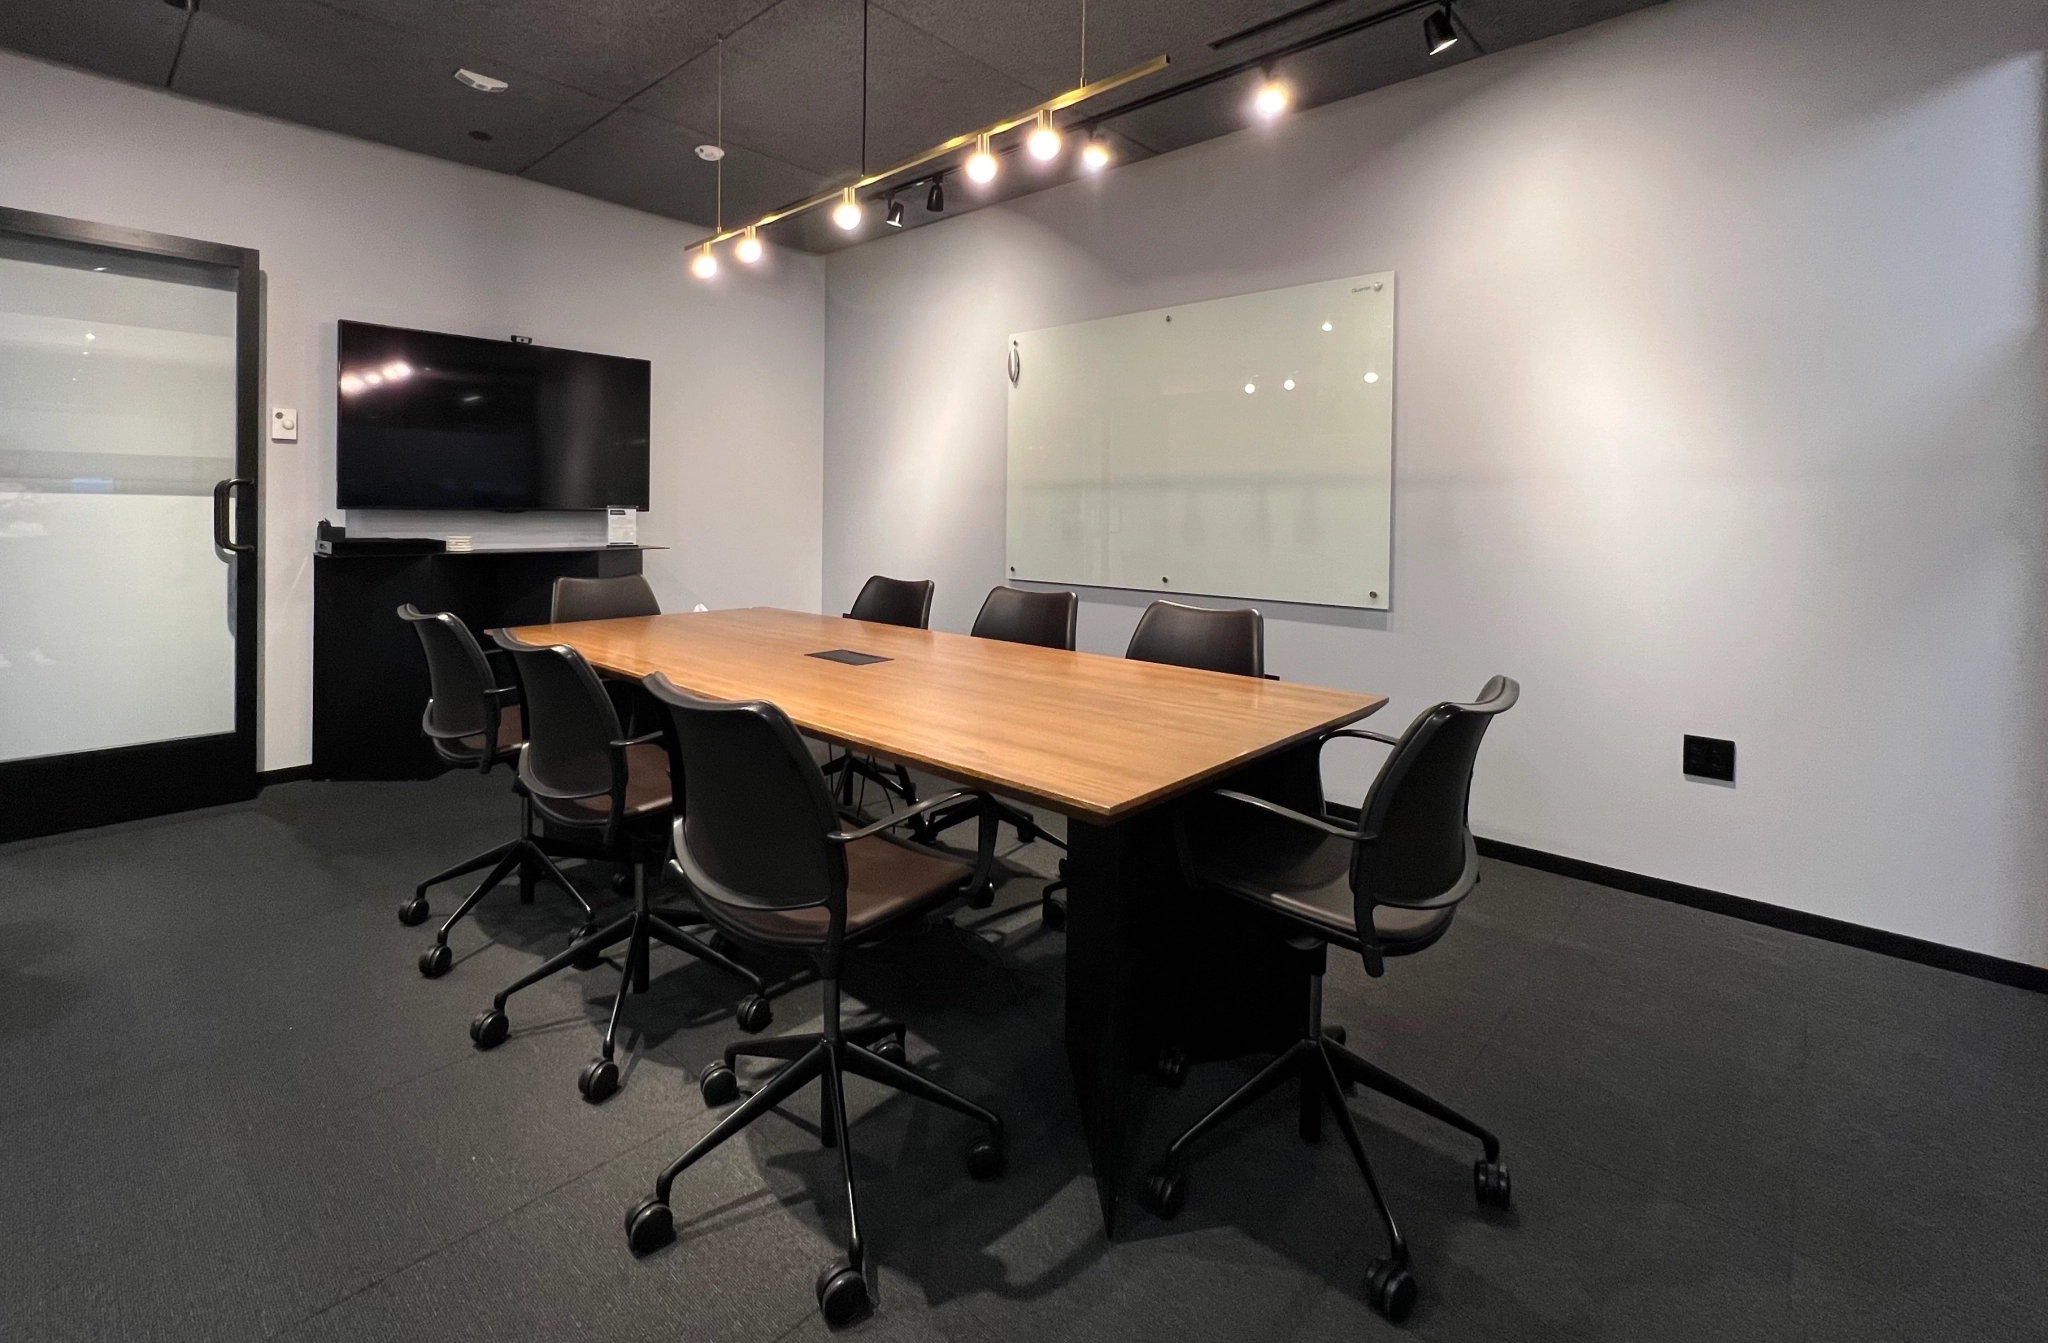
505,605,1388,1231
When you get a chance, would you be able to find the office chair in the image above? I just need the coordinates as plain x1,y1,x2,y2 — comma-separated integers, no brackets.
550,573,660,622
822,574,936,811
1136,677,1521,1323
917,586,1078,921
466,632,772,1103
395,604,593,978
625,675,1007,1328
1126,598,1265,677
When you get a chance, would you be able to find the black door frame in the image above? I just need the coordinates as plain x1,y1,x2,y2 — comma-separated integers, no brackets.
0,206,262,843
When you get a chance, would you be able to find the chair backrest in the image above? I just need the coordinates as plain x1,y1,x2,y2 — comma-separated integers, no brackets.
551,574,660,623
397,604,497,751
970,586,1077,650
1126,600,1264,677
846,575,934,629
489,631,625,806
1351,676,1519,914
645,673,846,934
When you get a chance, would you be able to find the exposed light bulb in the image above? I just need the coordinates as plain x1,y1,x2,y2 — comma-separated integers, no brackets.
1254,78,1289,119
1027,110,1061,161
1081,137,1110,171
339,373,364,394
832,187,863,231
735,229,763,264
382,361,412,380
966,133,998,184
363,372,384,387
690,244,718,279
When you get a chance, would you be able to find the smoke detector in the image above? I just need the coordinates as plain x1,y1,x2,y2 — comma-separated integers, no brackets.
454,69,509,93
695,145,726,161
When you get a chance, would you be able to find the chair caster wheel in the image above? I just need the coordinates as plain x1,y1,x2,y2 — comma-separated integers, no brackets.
580,1057,620,1103
569,925,602,970
965,1136,1005,1180
418,942,452,979
1322,1024,1346,1046
872,1036,907,1068
736,995,773,1033
1365,1258,1418,1322
624,1196,674,1255
470,1008,509,1050
1015,818,1040,844
816,1261,871,1329
1139,1165,1186,1219
1474,1158,1511,1209
398,896,429,926
1153,1047,1187,1088
967,882,995,910
1040,896,1066,931
700,1062,739,1107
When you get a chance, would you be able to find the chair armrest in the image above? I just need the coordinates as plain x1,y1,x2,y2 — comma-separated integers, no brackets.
1325,728,1398,747
609,730,664,750
1210,789,1360,840
829,790,972,843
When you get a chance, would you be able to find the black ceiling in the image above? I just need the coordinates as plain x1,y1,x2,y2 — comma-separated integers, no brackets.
1,1,1662,252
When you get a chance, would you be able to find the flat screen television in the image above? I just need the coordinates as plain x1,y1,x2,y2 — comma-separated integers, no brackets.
336,321,650,510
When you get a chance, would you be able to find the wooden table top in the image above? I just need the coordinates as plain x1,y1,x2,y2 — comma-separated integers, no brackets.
504,607,1387,821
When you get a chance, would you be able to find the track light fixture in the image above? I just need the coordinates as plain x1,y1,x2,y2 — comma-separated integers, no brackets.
885,196,905,227
832,186,863,231
926,175,946,213
1254,68,1289,118
1027,109,1062,161
689,242,718,279
1081,135,1110,171
1425,6,1458,56
966,131,999,184
735,225,763,264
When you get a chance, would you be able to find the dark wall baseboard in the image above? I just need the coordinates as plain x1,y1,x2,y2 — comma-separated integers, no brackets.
259,765,313,787
1475,836,2048,996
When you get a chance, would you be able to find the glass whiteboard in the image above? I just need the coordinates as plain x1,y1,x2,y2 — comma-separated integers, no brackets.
1007,272,1393,611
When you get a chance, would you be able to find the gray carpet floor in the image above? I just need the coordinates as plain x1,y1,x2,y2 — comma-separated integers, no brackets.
2,771,2045,1342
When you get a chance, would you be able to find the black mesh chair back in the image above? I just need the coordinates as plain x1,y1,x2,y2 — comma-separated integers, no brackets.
970,587,1078,650
1127,600,1264,677
490,632,626,817
397,603,513,764
551,574,660,623
1351,677,1519,914
647,674,848,946
847,575,934,629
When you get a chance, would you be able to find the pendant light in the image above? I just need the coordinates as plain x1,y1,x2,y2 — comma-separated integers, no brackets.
966,131,998,184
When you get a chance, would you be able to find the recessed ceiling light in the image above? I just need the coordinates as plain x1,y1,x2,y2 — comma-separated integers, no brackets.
695,144,726,161
454,68,509,93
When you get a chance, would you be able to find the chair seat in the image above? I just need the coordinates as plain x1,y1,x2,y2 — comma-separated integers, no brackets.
717,833,972,943
1190,828,1454,954
537,742,671,825
453,703,523,755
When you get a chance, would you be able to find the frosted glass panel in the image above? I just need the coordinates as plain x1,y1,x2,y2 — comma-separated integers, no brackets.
1007,272,1394,610
0,253,237,763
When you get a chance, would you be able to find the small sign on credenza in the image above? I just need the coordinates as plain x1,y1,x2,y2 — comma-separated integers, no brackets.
606,507,637,546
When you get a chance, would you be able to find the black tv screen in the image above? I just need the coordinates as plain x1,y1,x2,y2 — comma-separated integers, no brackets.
336,321,649,510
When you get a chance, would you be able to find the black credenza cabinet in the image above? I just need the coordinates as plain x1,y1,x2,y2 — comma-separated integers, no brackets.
312,546,648,780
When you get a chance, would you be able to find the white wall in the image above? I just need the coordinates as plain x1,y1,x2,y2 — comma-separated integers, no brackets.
824,0,2048,967
0,50,827,772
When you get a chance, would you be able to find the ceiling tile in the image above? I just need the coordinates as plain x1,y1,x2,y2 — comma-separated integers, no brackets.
0,0,190,87
523,106,830,228
307,0,784,104
863,6,1051,168
632,0,865,178
173,0,610,176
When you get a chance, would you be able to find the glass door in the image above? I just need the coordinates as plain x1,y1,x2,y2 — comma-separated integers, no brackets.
0,208,259,842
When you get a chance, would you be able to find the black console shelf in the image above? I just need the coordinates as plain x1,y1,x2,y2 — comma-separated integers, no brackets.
313,545,658,780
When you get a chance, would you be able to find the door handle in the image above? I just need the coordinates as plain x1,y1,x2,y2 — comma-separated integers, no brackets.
213,477,254,554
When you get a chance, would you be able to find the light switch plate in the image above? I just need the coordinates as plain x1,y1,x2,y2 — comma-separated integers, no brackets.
271,407,298,442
